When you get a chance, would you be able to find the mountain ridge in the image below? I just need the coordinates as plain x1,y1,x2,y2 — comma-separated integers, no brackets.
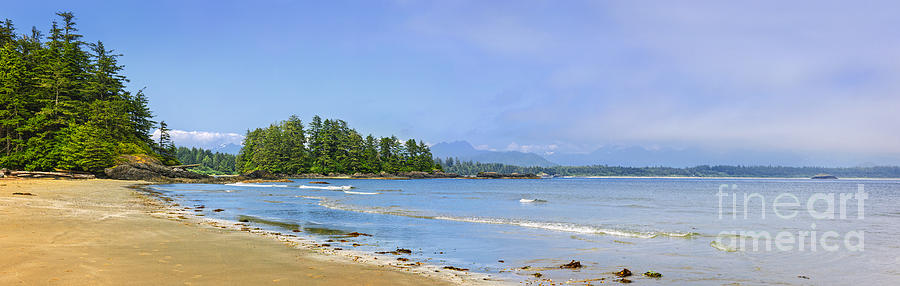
430,141,558,167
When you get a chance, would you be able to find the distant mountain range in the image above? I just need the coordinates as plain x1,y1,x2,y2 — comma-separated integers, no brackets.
431,141,900,167
430,141,558,167
212,143,242,154
545,146,809,167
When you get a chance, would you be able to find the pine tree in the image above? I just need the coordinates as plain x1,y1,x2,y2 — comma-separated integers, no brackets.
0,13,158,172
156,121,177,165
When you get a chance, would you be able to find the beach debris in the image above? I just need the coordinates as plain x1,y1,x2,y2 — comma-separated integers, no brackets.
498,260,504,263
309,181,330,184
292,229,301,232
238,218,250,222
345,232,372,237
566,278,606,284
397,258,409,261
443,266,469,272
531,273,543,278
615,278,632,283
321,244,331,247
615,268,632,277
352,243,360,247
375,248,412,255
12,192,34,196
213,208,225,212
520,265,532,270
643,271,662,278
333,248,342,250
560,260,583,269
326,239,335,242
798,275,810,279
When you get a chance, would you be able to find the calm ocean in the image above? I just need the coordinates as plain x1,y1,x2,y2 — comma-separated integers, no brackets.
150,178,900,284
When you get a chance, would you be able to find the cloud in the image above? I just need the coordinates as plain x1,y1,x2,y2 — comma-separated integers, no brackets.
398,1,900,156
506,142,559,155
151,129,244,149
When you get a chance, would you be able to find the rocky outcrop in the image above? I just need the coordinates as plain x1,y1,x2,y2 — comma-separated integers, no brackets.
243,169,273,179
346,171,460,179
104,154,208,181
475,172,540,179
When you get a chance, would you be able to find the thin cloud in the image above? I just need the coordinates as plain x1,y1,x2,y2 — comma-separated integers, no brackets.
151,129,244,149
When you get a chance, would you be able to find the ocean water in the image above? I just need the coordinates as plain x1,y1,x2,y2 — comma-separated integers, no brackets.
150,178,900,284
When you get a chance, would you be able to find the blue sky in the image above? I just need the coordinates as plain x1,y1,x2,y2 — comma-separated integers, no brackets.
6,1,900,159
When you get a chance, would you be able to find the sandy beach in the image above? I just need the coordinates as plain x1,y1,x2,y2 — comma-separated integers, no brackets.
0,179,451,285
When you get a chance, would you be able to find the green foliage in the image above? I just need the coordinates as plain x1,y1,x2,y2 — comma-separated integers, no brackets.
175,146,237,175
237,115,440,175
154,121,178,165
0,13,162,173
56,124,115,173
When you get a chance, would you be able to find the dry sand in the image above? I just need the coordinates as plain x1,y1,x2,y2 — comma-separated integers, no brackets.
0,179,451,285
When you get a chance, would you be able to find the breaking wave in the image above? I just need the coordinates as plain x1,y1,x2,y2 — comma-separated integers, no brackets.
343,190,380,195
433,216,698,239
710,240,740,252
225,182,288,187
298,185,353,191
316,200,698,239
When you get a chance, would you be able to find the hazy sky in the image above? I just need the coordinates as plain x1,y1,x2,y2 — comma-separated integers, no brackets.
6,1,900,157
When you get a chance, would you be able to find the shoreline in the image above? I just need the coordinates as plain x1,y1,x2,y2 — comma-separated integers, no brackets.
564,176,900,180
0,178,468,285
138,183,501,285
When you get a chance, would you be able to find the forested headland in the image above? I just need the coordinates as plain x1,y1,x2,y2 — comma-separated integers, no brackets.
0,13,176,173
236,115,441,175
175,147,237,175
438,158,900,178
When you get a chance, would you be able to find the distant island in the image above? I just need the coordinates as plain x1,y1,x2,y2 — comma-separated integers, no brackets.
811,174,839,179
437,160,900,178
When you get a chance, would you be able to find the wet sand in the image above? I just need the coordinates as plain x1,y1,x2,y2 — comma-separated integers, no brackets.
0,179,451,285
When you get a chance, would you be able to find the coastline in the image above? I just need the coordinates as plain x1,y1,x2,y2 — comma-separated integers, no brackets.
139,183,500,285
566,176,900,180
0,178,466,285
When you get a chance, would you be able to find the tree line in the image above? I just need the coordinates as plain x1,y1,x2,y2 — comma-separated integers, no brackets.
236,115,441,175
438,157,900,178
0,13,172,173
175,147,237,175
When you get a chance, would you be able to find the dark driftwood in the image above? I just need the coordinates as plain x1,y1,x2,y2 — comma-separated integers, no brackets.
9,170,95,179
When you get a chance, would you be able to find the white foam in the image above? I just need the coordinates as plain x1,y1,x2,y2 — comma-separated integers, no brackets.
225,182,288,187
434,216,702,239
314,200,697,239
298,185,353,191
343,190,380,195
710,240,740,252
